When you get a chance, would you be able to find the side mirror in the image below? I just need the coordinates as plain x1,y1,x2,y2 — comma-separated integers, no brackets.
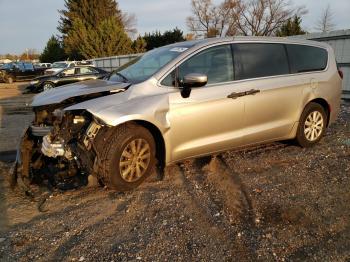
180,73,208,98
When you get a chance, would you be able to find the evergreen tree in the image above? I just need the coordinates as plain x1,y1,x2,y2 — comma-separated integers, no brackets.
276,16,306,37
39,36,66,63
132,36,147,53
143,28,186,51
58,0,132,59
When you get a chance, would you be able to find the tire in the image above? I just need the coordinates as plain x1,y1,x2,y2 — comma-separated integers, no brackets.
99,123,156,191
295,102,327,147
6,76,14,84
42,82,54,91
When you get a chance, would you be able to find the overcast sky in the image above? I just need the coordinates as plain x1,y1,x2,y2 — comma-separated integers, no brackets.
0,0,349,54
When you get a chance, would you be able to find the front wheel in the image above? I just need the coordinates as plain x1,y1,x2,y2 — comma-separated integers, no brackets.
295,102,327,147
100,123,156,191
42,82,54,91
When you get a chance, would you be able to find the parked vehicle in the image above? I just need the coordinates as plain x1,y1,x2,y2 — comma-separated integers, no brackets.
12,37,342,192
34,63,52,68
45,61,77,75
0,62,46,83
25,66,108,93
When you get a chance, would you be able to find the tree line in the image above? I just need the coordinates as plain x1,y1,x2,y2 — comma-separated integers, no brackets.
39,0,336,63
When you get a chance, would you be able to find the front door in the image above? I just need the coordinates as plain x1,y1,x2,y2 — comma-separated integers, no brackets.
165,44,246,162
57,68,77,86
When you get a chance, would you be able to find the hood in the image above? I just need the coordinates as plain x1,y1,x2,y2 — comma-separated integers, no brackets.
31,79,129,107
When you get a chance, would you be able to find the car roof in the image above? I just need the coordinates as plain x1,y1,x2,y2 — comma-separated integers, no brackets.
172,36,330,50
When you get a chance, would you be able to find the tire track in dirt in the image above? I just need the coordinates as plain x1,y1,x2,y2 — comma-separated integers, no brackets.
176,156,259,260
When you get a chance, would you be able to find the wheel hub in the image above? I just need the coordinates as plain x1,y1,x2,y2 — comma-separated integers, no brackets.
119,138,151,183
304,111,324,142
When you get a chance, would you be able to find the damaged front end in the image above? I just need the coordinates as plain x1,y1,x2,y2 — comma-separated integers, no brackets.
11,80,129,193
12,107,100,192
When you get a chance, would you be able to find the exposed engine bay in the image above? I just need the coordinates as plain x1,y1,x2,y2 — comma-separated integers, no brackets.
11,81,129,194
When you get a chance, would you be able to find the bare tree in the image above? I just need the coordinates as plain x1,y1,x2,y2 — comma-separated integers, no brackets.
187,0,307,37
186,0,239,38
315,4,335,32
234,0,307,36
122,12,138,38
186,0,216,38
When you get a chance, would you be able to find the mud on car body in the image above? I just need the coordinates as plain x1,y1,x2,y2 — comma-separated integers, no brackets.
12,37,342,192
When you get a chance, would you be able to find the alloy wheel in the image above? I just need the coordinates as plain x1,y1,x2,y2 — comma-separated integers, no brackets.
43,83,54,91
304,111,324,141
119,138,151,182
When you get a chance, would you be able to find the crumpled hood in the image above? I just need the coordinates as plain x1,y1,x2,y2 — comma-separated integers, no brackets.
31,79,129,107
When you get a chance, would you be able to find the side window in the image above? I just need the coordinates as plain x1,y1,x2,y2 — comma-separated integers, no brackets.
77,67,97,75
233,43,289,80
161,45,234,87
286,44,328,73
161,70,176,87
24,63,34,70
62,68,75,76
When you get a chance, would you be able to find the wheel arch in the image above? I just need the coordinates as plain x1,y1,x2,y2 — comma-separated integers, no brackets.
307,98,331,127
123,120,166,169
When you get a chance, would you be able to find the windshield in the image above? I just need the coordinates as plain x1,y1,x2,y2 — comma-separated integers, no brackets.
52,62,68,68
108,45,191,84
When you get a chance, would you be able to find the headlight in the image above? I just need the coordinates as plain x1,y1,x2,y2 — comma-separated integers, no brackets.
30,80,39,85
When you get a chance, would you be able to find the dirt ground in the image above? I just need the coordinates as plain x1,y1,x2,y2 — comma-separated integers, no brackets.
0,83,349,261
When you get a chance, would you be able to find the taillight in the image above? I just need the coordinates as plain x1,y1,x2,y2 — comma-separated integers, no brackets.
338,69,343,79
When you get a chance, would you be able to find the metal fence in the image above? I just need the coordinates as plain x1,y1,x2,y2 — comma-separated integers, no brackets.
90,53,142,72
291,29,350,99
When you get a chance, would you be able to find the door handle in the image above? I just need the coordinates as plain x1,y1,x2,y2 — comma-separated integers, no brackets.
227,92,246,99
227,89,260,99
245,89,260,95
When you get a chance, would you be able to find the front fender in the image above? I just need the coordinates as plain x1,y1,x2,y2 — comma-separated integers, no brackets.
65,92,171,133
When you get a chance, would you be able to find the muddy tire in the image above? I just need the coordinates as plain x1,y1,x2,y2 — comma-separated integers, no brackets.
100,123,156,191
295,102,327,147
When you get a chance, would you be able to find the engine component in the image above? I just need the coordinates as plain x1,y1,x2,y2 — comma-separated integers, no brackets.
83,121,101,150
30,125,53,137
41,135,65,158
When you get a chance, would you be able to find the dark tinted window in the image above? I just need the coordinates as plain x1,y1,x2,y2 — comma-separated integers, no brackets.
286,44,328,73
233,43,289,80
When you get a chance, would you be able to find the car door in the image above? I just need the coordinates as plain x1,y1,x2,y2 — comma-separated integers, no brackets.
232,43,303,145
56,68,77,86
23,63,36,79
164,44,246,162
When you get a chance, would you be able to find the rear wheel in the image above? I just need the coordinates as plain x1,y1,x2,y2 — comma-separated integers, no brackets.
295,102,327,147
100,123,156,191
43,82,54,91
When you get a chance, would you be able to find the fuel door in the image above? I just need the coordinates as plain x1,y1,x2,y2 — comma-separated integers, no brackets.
310,78,318,89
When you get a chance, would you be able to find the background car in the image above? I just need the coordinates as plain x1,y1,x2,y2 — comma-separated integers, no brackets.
34,63,52,69
45,61,77,75
25,65,108,92
0,62,46,83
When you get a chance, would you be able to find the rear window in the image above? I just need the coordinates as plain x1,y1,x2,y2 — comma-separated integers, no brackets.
233,43,289,80
286,44,328,73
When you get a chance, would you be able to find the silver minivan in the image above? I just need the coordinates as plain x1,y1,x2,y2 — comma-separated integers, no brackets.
14,37,343,191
